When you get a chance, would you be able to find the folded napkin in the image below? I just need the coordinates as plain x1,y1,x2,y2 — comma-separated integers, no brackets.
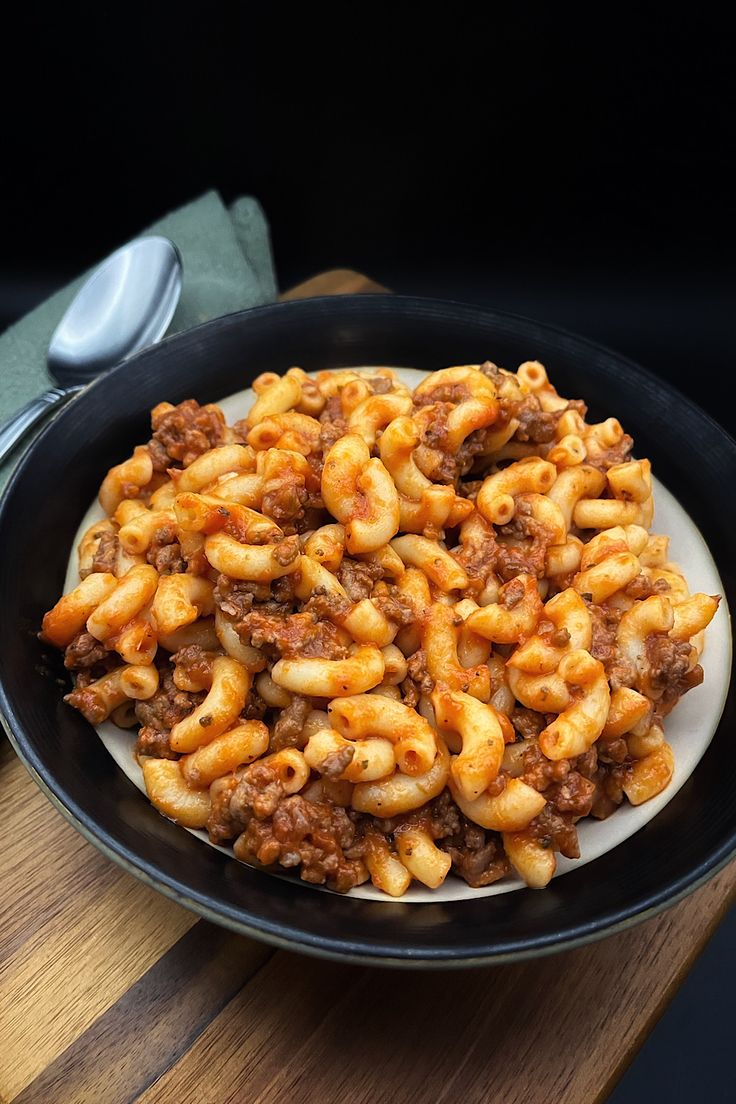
0,190,278,489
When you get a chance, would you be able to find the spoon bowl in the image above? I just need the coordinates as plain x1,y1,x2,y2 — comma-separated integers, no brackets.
47,236,183,386
0,235,182,462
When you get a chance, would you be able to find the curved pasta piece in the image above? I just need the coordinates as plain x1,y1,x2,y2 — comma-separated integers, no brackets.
304,727,395,782
174,445,255,493
432,685,505,801
622,742,675,805
390,535,468,591
86,565,159,642
616,595,674,695
246,372,302,428
351,739,450,817
204,532,300,582
118,509,177,554
99,446,153,514
142,758,212,829
321,434,400,553
348,392,413,446
246,411,322,455
328,694,437,776
395,827,452,889
476,457,557,526
41,572,119,647
546,465,606,530
271,645,386,697
538,651,610,760
466,574,543,644
152,574,215,636
507,665,571,713
170,657,251,753
65,664,159,724
449,776,546,832
423,603,490,701
503,830,557,888
363,828,412,897
507,588,591,675
181,721,269,788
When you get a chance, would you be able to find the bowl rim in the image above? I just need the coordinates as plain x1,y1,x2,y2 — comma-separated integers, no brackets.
1,292,735,967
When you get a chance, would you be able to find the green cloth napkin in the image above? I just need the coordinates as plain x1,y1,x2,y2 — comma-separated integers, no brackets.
0,190,278,489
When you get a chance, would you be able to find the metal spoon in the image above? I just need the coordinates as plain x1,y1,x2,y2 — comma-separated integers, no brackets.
0,236,183,464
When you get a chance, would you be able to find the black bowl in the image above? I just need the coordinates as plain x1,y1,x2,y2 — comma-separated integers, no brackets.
1,295,734,967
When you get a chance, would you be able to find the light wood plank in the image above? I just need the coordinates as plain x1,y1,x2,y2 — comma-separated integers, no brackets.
0,753,196,1100
279,268,386,299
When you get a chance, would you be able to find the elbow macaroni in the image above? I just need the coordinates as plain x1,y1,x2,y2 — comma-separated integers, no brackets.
45,359,720,898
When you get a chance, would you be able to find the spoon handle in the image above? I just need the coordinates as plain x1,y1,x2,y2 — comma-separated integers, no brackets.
0,387,80,465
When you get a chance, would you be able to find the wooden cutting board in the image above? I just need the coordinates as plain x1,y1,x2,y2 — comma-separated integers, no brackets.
1,269,734,1104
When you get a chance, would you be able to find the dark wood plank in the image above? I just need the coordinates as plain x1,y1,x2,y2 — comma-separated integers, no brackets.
12,924,272,1104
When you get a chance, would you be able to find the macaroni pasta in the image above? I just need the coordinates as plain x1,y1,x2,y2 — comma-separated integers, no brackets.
42,361,720,897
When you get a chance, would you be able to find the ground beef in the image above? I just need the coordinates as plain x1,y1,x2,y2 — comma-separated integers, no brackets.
544,772,596,817
587,601,631,687
240,686,268,721
413,382,469,408
589,762,631,819
455,528,499,587
64,631,110,670
135,726,178,760
372,589,415,628
271,695,312,750
230,762,285,822
425,793,510,886
513,395,559,444
272,536,301,567
597,735,629,765
337,558,384,602
406,649,435,694
401,678,421,708
172,644,215,688
646,634,703,709
302,588,352,622
233,790,365,892
207,775,241,844
91,531,119,574
572,746,599,780
146,523,186,575
527,805,580,859
214,575,295,620
261,480,309,527
521,741,571,791
148,399,226,469
495,498,556,579
624,573,658,601
134,667,205,733
415,402,457,483
368,376,393,395
510,707,547,741
240,609,350,660
319,395,349,453
320,744,355,778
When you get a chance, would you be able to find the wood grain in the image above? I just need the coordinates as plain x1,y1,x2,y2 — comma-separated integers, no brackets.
279,268,387,299
1,269,734,1104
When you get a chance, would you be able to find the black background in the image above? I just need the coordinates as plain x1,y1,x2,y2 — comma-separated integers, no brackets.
2,11,735,438
1,10,735,1102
